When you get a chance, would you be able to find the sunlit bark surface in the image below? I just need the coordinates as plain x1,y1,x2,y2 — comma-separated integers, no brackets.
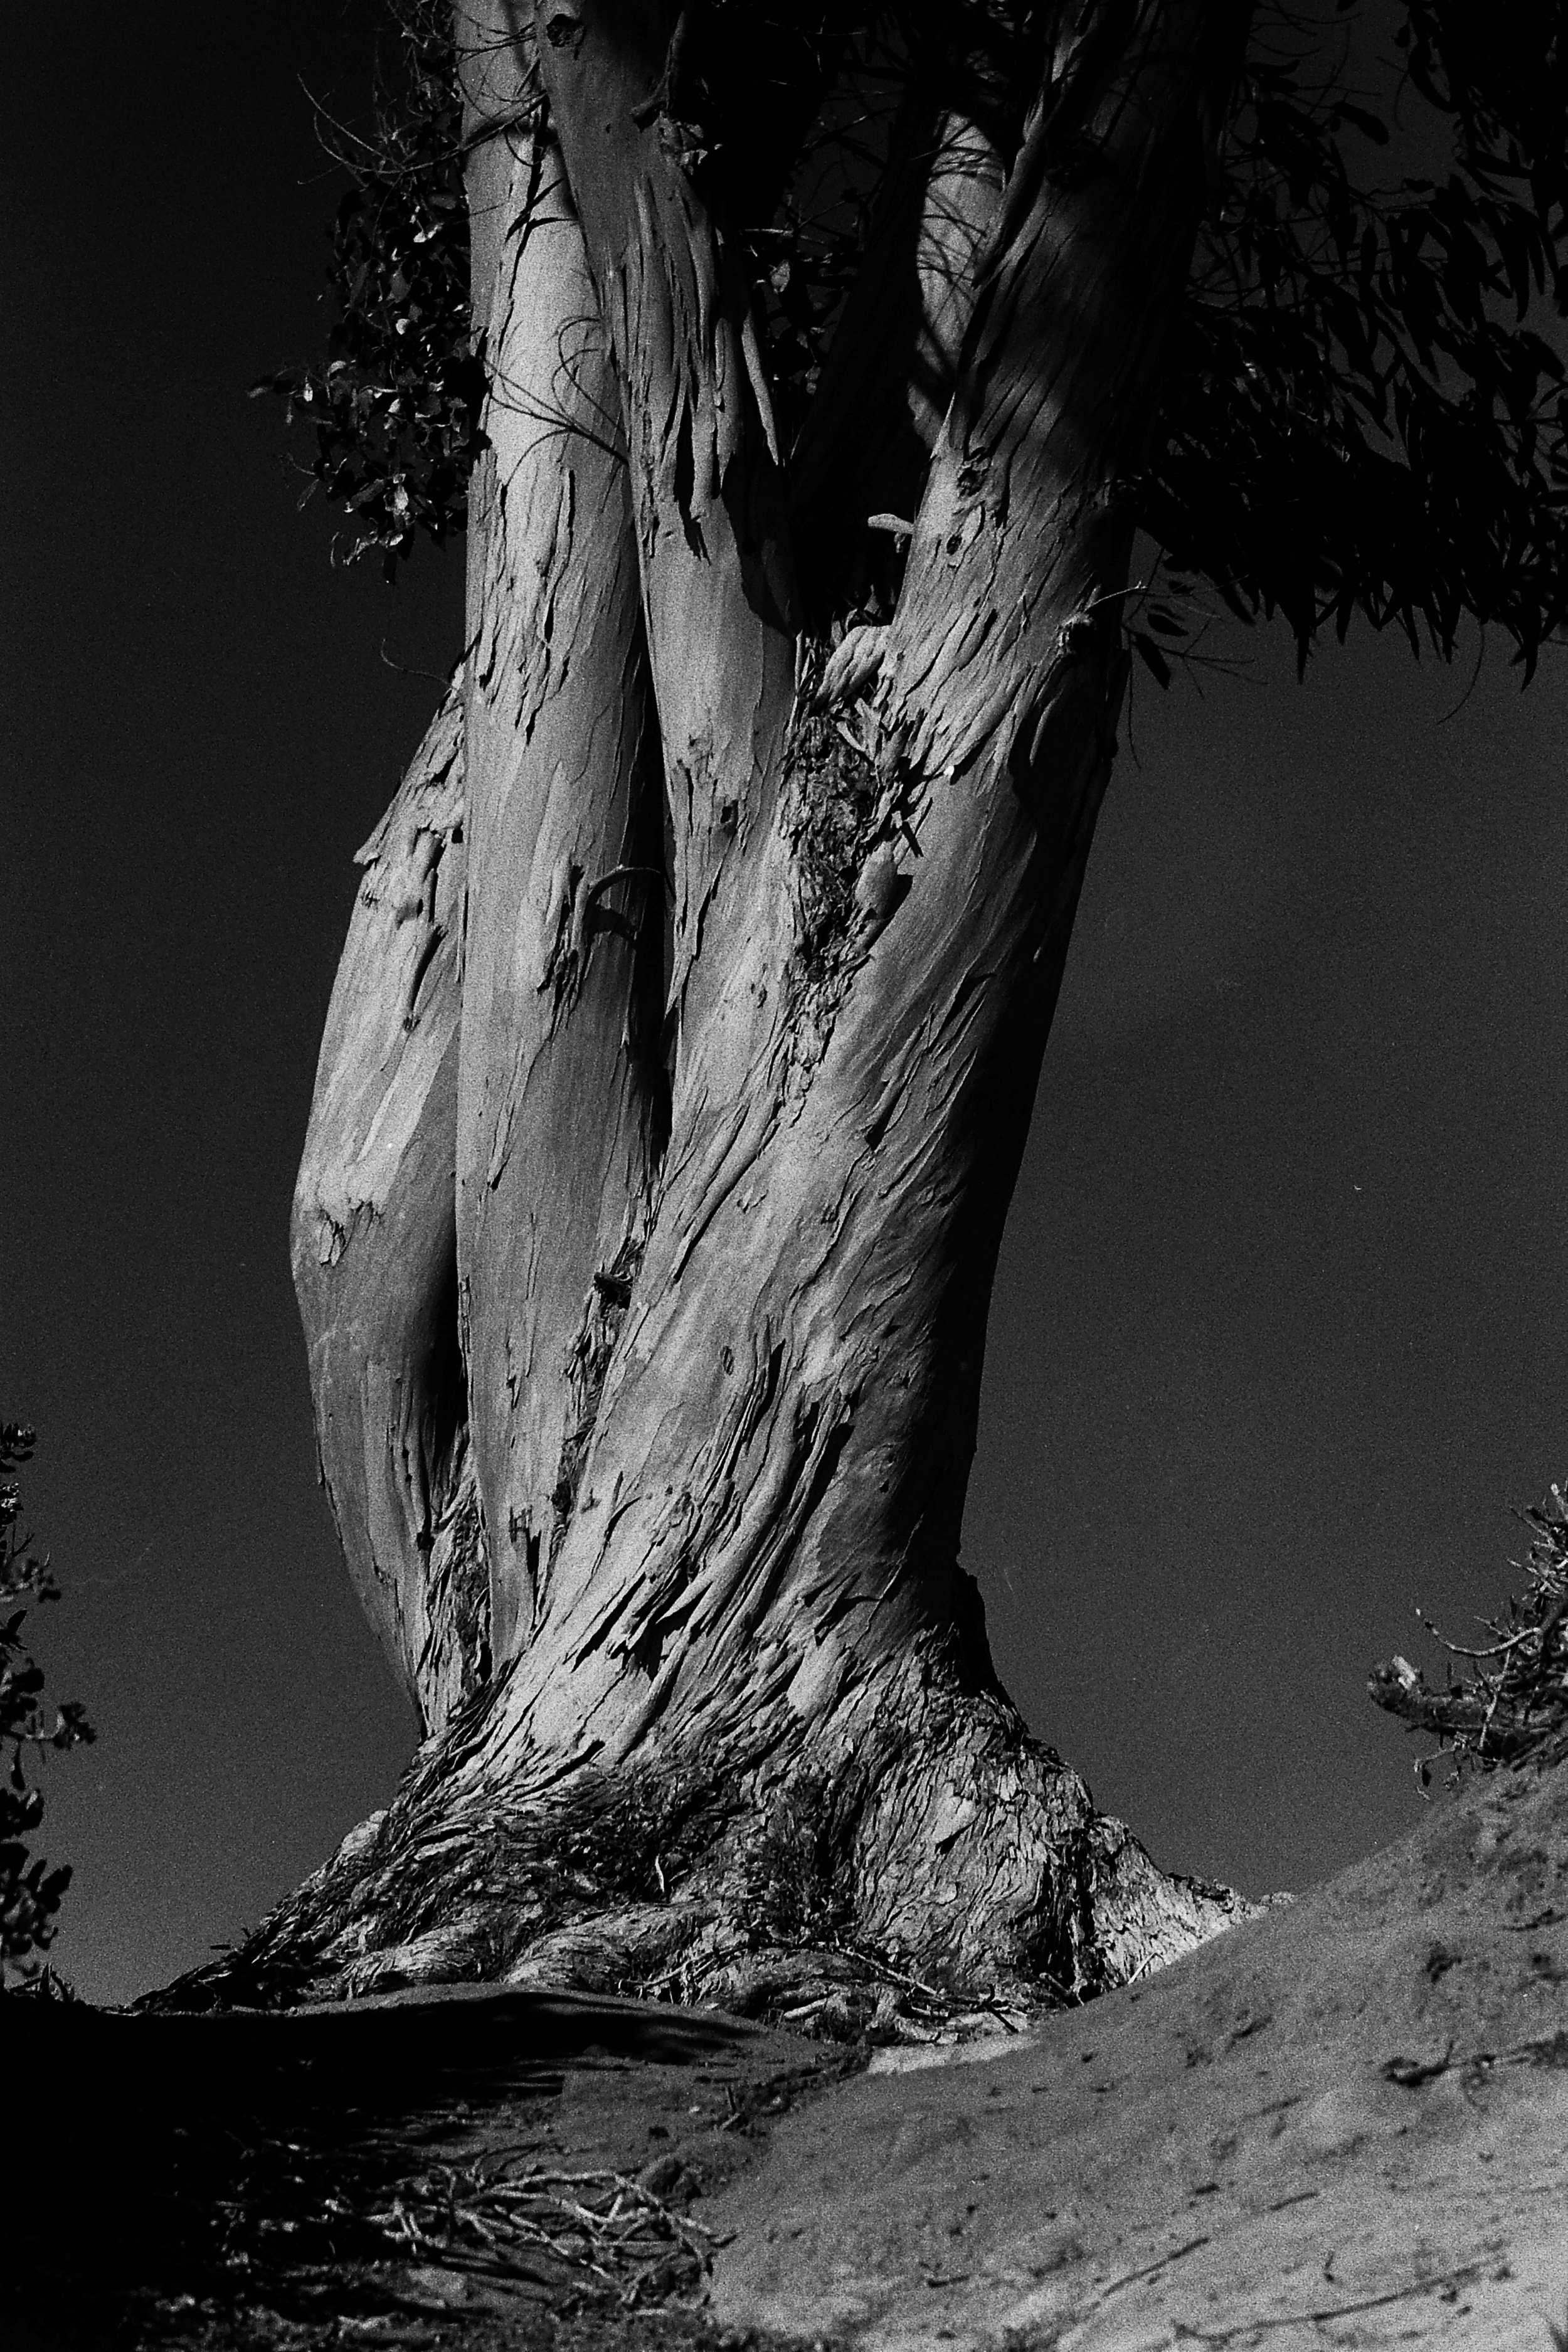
455,112,666,1668
290,689,485,1737
165,0,1261,2028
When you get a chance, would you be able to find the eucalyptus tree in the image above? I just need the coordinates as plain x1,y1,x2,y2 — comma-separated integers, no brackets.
187,0,1568,2018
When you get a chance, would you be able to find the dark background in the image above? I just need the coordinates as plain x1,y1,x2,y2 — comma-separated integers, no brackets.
4,7,1565,2006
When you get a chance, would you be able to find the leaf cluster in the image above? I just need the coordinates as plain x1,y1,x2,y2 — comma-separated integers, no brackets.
1370,1483,1568,1777
252,0,486,575
1143,0,1568,680
1,1423,94,1986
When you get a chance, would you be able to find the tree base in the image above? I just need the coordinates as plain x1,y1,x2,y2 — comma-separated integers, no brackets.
148,1640,1255,2028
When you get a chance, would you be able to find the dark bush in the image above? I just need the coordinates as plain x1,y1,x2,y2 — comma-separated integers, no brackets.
2,1422,93,1986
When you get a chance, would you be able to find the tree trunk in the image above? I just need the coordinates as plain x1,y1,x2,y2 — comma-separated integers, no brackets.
290,687,485,1737
453,26,667,1670
165,0,1259,2027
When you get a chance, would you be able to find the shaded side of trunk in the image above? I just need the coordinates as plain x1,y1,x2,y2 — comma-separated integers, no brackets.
790,41,1017,621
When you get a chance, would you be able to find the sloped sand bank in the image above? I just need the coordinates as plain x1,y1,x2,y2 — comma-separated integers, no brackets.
709,1760,1568,2348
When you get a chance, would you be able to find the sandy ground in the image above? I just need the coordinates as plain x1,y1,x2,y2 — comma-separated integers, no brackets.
709,1761,1568,2349
11,1759,1568,2349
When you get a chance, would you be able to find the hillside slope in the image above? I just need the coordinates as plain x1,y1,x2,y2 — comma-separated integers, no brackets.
710,1758,1568,2348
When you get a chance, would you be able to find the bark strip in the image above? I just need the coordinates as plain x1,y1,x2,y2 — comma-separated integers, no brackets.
456,4,667,1665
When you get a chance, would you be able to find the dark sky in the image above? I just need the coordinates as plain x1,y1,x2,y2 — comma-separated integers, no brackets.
5,8,1566,2008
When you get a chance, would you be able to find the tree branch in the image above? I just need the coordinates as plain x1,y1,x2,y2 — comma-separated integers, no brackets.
453,3,667,1660
534,0,798,1071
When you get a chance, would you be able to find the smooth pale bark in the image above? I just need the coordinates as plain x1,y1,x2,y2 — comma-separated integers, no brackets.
171,0,1259,2021
454,18,666,1663
290,690,487,1736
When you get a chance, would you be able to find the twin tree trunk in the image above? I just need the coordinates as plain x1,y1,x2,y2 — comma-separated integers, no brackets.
181,0,1260,2023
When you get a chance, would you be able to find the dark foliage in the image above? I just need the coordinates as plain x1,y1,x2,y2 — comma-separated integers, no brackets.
257,0,1568,677
1,1422,94,1985
252,0,489,573
1146,0,1568,677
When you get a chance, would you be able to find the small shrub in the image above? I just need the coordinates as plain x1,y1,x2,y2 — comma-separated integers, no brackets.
2,1423,94,1987
252,0,487,573
1369,1483,1568,1781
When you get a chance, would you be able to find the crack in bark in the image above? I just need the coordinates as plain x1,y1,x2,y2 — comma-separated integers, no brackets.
548,1235,646,1565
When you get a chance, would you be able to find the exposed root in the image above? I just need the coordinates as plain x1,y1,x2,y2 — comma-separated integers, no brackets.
145,1641,1252,2030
